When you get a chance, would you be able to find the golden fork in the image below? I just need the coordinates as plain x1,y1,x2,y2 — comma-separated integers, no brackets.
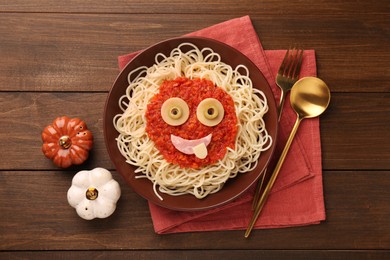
251,47,304,210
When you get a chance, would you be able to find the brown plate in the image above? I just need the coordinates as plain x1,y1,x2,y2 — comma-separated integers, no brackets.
103,36,278,211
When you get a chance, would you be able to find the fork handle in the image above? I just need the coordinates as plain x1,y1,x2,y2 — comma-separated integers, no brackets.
251,89,287,208
277,90,287,121
251,167,267,210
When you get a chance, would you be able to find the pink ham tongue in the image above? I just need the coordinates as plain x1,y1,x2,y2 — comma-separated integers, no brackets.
170,134,212,157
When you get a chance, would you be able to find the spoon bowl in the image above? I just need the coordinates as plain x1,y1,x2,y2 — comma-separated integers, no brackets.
290,77,331,119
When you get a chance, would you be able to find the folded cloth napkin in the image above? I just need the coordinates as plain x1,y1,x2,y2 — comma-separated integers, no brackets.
118,16,326,234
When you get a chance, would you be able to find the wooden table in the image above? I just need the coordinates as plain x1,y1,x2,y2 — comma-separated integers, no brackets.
1,0,389,259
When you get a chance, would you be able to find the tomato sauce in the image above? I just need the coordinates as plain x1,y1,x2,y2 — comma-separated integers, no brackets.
145,77,238,169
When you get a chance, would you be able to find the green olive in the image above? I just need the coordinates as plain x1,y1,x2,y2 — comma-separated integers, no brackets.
204,105,219,119
169,107,182,119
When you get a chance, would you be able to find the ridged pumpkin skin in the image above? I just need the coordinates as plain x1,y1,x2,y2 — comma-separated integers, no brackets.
42,116,93,168
67,167,121,220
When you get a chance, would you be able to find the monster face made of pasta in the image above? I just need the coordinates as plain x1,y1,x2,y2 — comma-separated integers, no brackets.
114,43,272,199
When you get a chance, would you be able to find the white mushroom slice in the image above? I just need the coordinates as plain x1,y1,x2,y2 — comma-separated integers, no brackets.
193,143,208,159
161,97,190,126
196,98,224,126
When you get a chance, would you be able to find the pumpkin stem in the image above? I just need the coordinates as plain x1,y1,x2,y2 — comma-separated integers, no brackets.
59,135,72,149
86,187,98,200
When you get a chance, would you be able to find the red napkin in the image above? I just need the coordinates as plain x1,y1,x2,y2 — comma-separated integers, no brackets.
118,16,325,234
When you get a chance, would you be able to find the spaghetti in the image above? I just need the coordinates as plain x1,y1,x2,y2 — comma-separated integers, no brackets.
114,43,272,200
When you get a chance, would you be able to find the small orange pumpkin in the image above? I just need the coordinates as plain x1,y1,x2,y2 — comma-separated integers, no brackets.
42,116,93,168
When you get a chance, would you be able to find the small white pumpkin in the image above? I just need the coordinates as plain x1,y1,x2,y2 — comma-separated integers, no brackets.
67,167,121,220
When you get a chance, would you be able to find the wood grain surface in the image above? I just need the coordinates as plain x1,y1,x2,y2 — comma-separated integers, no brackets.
1,0,389,259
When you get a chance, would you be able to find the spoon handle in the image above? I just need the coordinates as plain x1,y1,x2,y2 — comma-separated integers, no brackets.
245,115,303,238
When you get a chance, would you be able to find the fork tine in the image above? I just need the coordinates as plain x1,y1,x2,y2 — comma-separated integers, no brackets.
278,48,291,75
285,47,297,77
291,49,304,80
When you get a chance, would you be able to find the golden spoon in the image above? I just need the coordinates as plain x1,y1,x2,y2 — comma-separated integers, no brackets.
245,76,331,238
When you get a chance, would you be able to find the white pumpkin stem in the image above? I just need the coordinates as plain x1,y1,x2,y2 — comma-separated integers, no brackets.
86,187,98,200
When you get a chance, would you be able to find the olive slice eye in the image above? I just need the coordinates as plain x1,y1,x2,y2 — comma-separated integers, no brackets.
161,98,189,126
197,98,224,126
